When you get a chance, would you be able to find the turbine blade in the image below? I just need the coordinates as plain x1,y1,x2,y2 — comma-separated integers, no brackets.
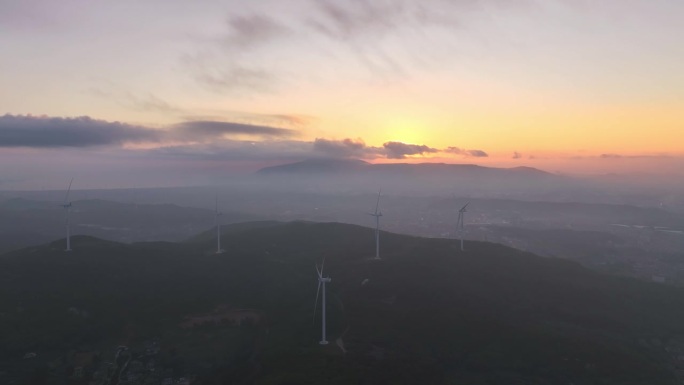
461,202,470,211
315,263,321,278
313,281,321,324
64,178,74,203
375,191,381,214
320,257,326,276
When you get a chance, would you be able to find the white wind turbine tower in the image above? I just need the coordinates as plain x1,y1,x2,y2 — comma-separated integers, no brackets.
62,178,74,252
457,202,469,251
214,195,224,254
368,190,382,260
313,258,332,345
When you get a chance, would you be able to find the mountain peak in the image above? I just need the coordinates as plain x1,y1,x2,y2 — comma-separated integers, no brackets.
256,158,369,174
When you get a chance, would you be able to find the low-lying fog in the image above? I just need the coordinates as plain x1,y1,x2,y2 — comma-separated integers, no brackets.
2,159,684,284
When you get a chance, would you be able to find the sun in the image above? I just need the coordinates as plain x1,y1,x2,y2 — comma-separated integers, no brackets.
383,117,429,145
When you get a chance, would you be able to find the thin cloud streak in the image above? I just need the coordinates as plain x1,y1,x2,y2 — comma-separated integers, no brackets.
181,0,521,93
223,14,291,48
172,121,298,139
180,51,277,95
598,153,673,159
181,13,291,95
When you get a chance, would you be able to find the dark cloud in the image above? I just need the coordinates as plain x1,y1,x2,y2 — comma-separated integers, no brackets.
512,151,522,159
0,114,299,149
466,149,489,157
383,141,438,159
0,114,159,148
172,121,297,139
1,114,489,165
152,138,444,163
444,147,489,157
157,138,446,162
162,138,443,162
314,138,363,155
313,138,384,158
153,139,443,163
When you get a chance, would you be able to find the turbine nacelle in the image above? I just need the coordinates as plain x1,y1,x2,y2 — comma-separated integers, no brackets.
315,259,327,279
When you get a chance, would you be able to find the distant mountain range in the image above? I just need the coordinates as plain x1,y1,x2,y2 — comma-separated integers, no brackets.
257,158,554,178
257,158,371,174
255,158,564,196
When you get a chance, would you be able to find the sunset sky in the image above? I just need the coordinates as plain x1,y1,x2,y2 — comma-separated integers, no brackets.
1,0,683,188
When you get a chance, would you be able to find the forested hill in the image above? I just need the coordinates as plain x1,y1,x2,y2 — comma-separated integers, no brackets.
2,221,684,384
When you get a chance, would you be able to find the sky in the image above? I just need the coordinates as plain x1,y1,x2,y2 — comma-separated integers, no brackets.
1,0,683,189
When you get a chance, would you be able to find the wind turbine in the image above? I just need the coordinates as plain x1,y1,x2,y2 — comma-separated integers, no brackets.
457,202,469,251
313,258,332,345
368,190,382,260
214,195,224,254
62,178,74,252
